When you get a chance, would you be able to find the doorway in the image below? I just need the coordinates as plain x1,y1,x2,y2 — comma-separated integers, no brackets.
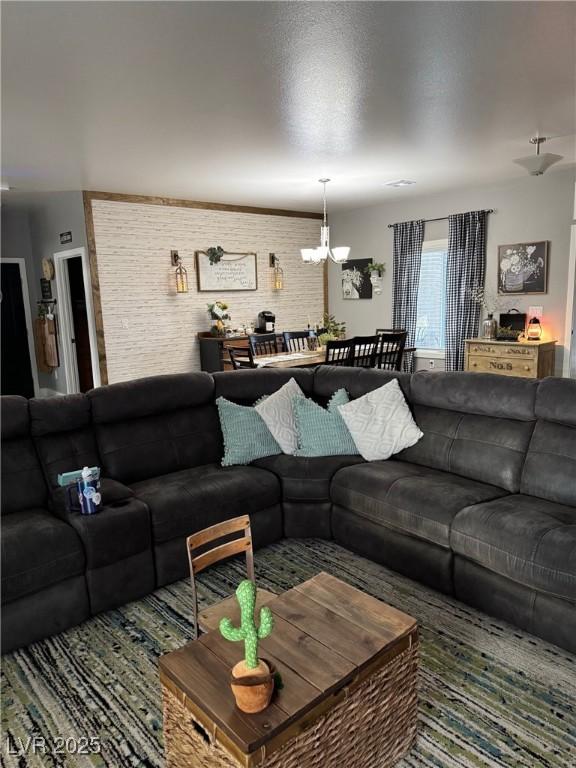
1,259,39,397
54,248,100,394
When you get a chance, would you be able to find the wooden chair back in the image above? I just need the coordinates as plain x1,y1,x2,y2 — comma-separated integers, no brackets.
282,330,313,352
324,338,354,366
227,345,256,369
186,515,254,639
249,333,278,356
351,335,380,368
375,330,407,370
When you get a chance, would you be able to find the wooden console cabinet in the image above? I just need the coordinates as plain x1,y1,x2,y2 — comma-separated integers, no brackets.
464,339,556,378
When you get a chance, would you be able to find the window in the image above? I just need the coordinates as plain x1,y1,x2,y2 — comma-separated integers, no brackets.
415,239,448,350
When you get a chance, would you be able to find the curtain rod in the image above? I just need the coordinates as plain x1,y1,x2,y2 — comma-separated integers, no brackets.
387,209,494,228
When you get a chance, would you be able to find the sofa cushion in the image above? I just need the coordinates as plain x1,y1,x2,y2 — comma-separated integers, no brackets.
294,389,358,457
313,366,411,404
451,494,576,601
252,454,365,502
88,372,215,423
254,378,305,455
410,371,537,421
338,379,423,461
398,405,535,492
331,460,507,548
1,397,47,515
521,378,576,507
534,377,576,427
88,373,222,483
214,368,315,406
217,397,281,466
30,393,101,489
131,464,280,543
1,509,85,603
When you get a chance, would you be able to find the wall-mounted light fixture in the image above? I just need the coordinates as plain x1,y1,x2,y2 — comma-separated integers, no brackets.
269,253,284,290
171,250,188,294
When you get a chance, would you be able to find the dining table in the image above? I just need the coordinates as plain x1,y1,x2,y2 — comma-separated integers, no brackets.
236,347,416,370
253,349,327,368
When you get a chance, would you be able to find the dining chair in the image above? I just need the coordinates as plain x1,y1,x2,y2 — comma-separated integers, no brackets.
351,335,380,368
249,333,278,356
283,330,313,352
186,515,276,640
227,344,256,369
324,338,354,366
375,330,407,370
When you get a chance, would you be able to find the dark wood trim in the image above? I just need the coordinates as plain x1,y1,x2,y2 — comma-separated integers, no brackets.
82,191,109,385
83,190,323,220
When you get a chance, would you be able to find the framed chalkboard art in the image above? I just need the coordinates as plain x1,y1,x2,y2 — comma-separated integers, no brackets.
195,250,258,292
498,241,548,295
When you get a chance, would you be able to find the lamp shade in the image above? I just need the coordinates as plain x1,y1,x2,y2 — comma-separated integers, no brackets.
514,152,563,176
331,247,351,263
301,248,315,263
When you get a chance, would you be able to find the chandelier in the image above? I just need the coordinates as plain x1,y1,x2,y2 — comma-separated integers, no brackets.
301,179,350,264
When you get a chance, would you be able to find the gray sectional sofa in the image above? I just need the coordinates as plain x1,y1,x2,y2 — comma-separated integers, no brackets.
2,368,575,654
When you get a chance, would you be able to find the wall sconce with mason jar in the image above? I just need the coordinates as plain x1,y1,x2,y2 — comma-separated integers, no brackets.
171,250,188,294
269,253,284,291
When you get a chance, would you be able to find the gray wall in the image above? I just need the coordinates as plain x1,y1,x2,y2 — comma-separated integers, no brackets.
1,191,88,394
329,167,575,375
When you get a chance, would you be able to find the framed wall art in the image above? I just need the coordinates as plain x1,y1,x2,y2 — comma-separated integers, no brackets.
497,241,548,295
195,250,258,291
341,258,373,300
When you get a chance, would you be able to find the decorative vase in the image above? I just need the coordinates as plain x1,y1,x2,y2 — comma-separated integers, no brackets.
230,659,275,713
482,314,498,340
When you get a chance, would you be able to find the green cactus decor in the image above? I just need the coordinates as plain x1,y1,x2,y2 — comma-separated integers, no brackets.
219,580,274,669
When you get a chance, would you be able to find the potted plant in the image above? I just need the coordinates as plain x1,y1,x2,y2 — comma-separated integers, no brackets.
207,301,231,337
318,312,346,339
206,246,225,265
219,580,275,713
363,262,386,295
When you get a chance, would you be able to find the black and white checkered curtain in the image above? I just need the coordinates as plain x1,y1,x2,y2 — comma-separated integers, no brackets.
392,220,424,372
445,210,488,371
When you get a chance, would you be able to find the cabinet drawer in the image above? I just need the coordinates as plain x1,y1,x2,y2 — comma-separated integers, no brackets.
467,355,536,377
466,343,536,359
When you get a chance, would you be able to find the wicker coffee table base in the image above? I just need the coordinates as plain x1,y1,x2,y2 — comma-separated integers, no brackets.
162,635,419,768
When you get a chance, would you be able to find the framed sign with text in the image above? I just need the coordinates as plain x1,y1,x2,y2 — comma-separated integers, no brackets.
195,250,258,291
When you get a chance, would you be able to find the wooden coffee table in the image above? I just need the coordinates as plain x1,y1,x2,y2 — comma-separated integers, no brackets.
159,572,418,768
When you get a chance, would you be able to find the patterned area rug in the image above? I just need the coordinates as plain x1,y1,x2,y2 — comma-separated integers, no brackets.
2,539,575,768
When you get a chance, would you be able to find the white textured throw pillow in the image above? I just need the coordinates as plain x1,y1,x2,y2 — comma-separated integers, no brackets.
255,378,305,455
337,378,423,461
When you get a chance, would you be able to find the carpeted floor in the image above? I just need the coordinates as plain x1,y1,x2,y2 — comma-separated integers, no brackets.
2,539,575,768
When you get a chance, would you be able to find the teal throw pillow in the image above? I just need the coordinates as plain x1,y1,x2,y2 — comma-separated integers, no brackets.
294,389,359,457
216,397,282,467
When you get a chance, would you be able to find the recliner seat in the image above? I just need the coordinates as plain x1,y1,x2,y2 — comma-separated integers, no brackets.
1,396,89,651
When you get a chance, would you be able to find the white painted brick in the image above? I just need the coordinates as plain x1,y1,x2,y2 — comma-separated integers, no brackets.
91,200,323,383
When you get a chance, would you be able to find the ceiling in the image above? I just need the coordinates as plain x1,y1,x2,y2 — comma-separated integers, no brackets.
2,1,575,212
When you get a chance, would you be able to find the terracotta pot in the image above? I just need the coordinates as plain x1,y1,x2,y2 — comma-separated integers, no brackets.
230,659,274,714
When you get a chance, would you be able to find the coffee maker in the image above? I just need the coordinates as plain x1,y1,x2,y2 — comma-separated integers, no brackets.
256,310,275,333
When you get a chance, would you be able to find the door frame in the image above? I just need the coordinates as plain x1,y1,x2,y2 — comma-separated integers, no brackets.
1,258,40,397
54,247,101,393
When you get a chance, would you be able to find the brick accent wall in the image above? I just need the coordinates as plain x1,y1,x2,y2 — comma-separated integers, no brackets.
91,199,323,383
